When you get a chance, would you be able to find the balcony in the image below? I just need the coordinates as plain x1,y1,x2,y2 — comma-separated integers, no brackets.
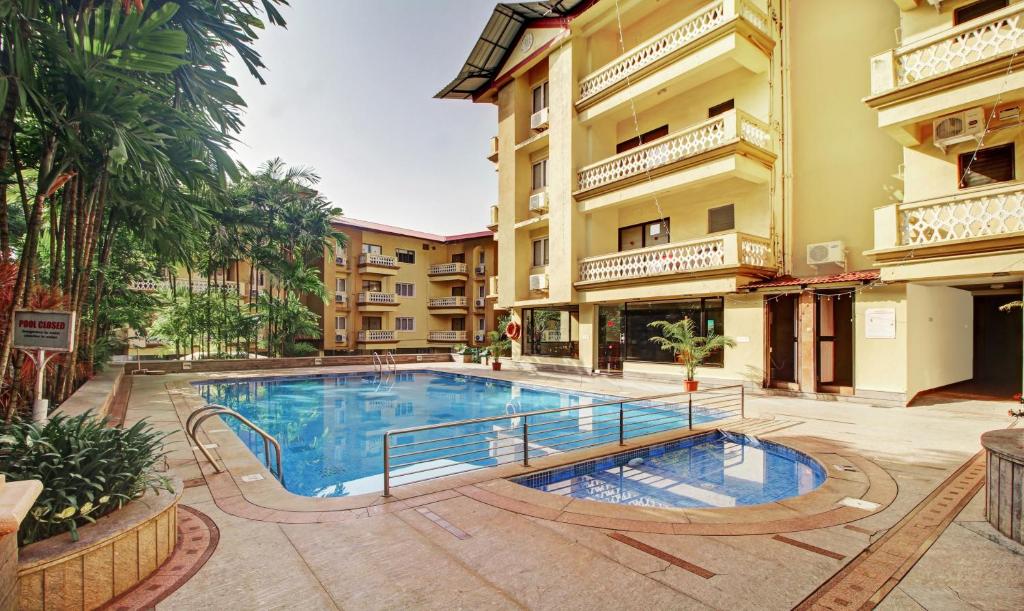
427,296,468,314
356,292,398,311
129,279,240,293
357,330,397,343
575,0,773,121
871,183,1024,263
487,136,499,163
428,262,469,282
487,205,499,231
575,232,776,288
867,4,1024,141
487,276,499,299
574,109,773,211
427,330,468,343
358,253,399,275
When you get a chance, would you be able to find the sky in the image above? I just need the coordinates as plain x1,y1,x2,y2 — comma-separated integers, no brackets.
226,1,498,235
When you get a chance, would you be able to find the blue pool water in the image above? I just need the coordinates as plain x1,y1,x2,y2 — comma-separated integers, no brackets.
194,370,733,497
512,431,826,508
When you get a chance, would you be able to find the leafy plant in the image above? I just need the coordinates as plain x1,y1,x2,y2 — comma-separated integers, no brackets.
648,317,736,381
0,413,173,546
487,314,513,362
284,341,319,357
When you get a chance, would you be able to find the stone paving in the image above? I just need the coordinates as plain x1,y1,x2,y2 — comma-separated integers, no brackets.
116,365,1024,610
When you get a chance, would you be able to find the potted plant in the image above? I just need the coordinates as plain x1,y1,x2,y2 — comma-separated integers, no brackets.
487,329,512,371
648,316,735,391
453,344,472,364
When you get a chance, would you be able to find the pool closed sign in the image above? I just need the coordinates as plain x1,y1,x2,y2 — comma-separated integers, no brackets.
13,309,75,352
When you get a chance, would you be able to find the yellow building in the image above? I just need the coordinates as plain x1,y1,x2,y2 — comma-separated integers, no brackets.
319,217,500,355
440,0,1024,404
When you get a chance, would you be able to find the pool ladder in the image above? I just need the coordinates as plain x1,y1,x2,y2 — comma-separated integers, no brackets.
185,404,284,482
372,351,397,377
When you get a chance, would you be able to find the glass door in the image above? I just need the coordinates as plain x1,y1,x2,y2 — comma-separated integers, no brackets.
597,305,624,372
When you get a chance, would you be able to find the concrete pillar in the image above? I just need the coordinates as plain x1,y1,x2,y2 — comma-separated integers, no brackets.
798,290,817,393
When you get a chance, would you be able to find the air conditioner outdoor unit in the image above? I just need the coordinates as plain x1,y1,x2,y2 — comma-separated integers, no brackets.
475,332,486,343
475,264,486,275
529,191,548,213
806,241,847,268
530,107,549,130
335,334,346,342
475,297,486,307
933,107,985,152
529,273,549,291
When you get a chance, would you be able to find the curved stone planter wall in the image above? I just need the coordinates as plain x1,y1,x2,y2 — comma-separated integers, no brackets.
982,429,1024,544
17,480,182,610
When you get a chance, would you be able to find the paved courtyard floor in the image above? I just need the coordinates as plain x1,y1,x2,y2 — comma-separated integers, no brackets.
118,364,1024,610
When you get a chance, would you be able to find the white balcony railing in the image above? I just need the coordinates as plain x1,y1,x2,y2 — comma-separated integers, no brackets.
359,253,398,268
576,109,771,193
578,0,771,104
357,292,397,305
129,279,239,293
577,232,774,284
358,330,396,342
874,183,1024,252
870,3,1024,95
428,296,468,308
428,330,468,342
428,262,468,275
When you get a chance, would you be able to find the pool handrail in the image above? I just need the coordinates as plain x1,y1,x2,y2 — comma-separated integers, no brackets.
381,384,745,496
185,403,284,483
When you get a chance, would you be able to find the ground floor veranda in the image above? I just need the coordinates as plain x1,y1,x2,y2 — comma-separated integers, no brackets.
109,362,1023,609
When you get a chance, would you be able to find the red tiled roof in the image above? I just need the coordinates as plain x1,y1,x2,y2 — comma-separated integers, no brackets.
743,269,880,290
332,217,493,243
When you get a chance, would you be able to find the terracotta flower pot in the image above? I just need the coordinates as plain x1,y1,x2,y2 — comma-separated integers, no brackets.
683,379,699,392
492,361,502,371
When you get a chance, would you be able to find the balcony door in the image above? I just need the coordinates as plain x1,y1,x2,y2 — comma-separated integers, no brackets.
451,317,466,331
363,316,382,331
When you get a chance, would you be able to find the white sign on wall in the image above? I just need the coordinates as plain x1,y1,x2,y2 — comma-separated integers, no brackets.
864,308,896,339
13,309,75,351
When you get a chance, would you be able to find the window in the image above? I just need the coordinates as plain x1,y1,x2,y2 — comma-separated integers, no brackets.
452,317,466,331
708,204,735,233
396,248,416,264
362,280,382,292
532,81,549,113
396,317,415,331
708,99,735,118
532,159,548,190
532,237,550,266
452,286,466,297
616,125,669,154
363,316,382,330
954,0,1007,25
477,284,485,298
478,317,486,331
622,298,724,366
523,307,579,358
334,316,346,331
361,243,382,255
451,253,466,263
478,251,485,264
396,282,415,297
959,143,1014,189
618,220,670,251
335,278,346,293
334,242,346,258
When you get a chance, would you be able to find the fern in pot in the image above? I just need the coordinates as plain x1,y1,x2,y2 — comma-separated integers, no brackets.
648,317,735,391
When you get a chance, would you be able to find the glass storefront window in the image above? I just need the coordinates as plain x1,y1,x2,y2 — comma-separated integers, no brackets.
523,307,579,358
622,298,724,366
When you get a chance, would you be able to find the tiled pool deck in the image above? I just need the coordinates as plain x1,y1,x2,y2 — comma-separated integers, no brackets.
121,363,1024,609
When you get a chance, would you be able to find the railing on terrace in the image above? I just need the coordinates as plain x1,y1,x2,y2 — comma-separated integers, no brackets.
869,3,1024,95
129,279,239,292
427,330,468,342
429,262,468,275
359,253,398,268
381,385,745,496
577,232,774,284
576,109,771,193
873,183,1024,251
428,296,468,308
358,330,396,342
577,0,771,104
357,292,397,305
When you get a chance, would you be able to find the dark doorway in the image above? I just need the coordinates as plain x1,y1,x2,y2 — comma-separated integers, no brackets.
817,292,853,390
972,295,1022,397
597,305,624,372
768,294,798,386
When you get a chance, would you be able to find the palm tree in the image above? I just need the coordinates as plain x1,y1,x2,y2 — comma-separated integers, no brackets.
648,317,736,386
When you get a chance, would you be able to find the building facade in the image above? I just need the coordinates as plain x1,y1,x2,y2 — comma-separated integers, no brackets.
440,0,1024,404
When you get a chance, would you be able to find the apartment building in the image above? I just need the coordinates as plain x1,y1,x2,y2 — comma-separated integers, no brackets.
440,0,1024,404
317,217,500,355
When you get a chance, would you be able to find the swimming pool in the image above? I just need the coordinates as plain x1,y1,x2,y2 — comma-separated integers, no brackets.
194,370,733,497
511,431,825,508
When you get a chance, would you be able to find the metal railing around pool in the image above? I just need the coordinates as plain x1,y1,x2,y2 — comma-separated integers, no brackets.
381,384,745,496
185,403,284,483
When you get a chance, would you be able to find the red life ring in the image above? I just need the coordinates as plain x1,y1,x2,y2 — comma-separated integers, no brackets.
505,321,521,340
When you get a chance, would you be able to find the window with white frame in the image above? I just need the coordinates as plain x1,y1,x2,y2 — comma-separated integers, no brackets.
361,243,382,255
334,316,346,331
532,237,549,267
396,282,415,297
478,317,486,331
335,277,346,293
532,81,548,113
396,248,415,264
532,159,547,190
477,284,485,298
396,317,415,331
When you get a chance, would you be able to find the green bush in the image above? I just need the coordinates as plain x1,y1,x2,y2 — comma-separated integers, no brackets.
0,413,173,546
284,341,320,357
